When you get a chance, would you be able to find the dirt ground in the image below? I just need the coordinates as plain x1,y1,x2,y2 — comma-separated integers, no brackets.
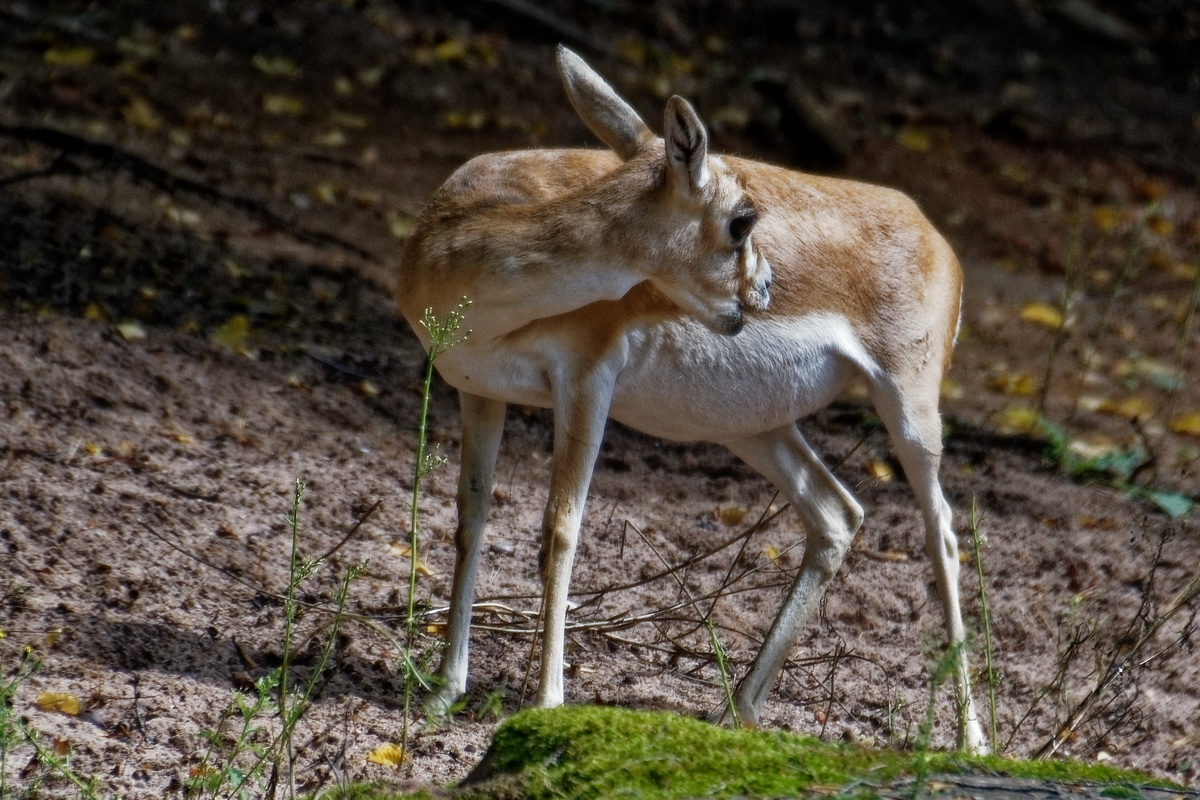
1,1,1198,797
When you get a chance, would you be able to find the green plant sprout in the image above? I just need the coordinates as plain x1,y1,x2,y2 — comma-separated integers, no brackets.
1,649,101,800
401,299,471,750
187,480,367,800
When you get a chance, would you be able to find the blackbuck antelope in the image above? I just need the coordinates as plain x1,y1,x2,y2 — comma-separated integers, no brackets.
398,45,985,752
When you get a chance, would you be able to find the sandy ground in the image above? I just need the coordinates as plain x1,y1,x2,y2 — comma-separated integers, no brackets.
2,1,1198,796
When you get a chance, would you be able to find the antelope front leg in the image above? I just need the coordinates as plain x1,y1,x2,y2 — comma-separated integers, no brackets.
426,392,506,714
534,371,614,708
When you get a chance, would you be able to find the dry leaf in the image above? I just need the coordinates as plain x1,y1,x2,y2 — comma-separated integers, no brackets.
1019,302,1064,329
1091,205,1119,231
988,371,1037,396
211,315,250,350
36,691,82,715
330,111,369,129
1170,412,1200,437
1096,396,1154,419
385,210,415,240
897,127,932,153
44,46,96,66
252,53,301,77
434,38,468,62
995,404,1040,434
262,94,304,115
1147,215,1173,237
164,430,195,445
311,183,340,204
388,542,433,576
764,544,781,564
314,129,347,148
865,460,894,482
123,97,163,132
444,110,488,130
84,302,106,321
716,506,748,526
116,321,147,341
367,742,405,768
358,380,381,397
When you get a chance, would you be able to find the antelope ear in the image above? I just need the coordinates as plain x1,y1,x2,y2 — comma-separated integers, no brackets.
663,95,710,192
557,45,654,161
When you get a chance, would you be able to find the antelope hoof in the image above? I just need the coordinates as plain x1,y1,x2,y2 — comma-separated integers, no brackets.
707,703,759,729
423,687,461,717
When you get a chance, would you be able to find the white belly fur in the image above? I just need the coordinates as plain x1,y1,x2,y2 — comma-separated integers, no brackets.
432,312,873,444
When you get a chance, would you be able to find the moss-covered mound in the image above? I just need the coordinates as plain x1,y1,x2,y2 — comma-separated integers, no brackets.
349,706,1185,800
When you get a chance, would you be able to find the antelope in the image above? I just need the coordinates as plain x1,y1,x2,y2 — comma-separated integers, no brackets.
397,45,986,752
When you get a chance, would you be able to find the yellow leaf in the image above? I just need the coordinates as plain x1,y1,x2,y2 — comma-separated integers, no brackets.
311,183,340,204
712,106,751,130
717,506,748,526
44,46,96,66
165,205,201,227
995,405,1040,434
368,742,405,768
388,542,433,576
1170,412,1200,437
1097,396,1154,419
1020,302,1064,329
1068,435,1121,461
37,691,82,715
384,210,414,240
764,544,781,564
865,460,894,482
262,94,304,115
211,315,250,350
444,110,488,130
164,430,195,445
988,371,1037,396
615,38,647,65
251,53,301,77
314,129,347,148
897,127,931,153
940,377,964,401
1091,205,1119,232
123,97,163,132
1147,215,1173,237
329,111,369,129
357,65,386,87
84,442,104,456
84,302,106,321
116,321,147,341
358,380,381,397
434,38,468,62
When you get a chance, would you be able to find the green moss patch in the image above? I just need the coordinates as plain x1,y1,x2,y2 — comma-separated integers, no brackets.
352,706,1183,800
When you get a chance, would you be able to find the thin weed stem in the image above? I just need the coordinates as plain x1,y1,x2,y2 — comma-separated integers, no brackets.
968,496,1000,753
403,300,470,748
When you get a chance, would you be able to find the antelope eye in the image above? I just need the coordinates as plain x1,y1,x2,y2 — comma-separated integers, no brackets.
728,213,756,243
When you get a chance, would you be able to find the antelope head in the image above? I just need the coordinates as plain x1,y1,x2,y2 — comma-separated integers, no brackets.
557,45,771,335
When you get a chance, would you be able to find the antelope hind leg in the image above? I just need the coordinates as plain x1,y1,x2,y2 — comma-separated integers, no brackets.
869,377,988,754
715,424,864,726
